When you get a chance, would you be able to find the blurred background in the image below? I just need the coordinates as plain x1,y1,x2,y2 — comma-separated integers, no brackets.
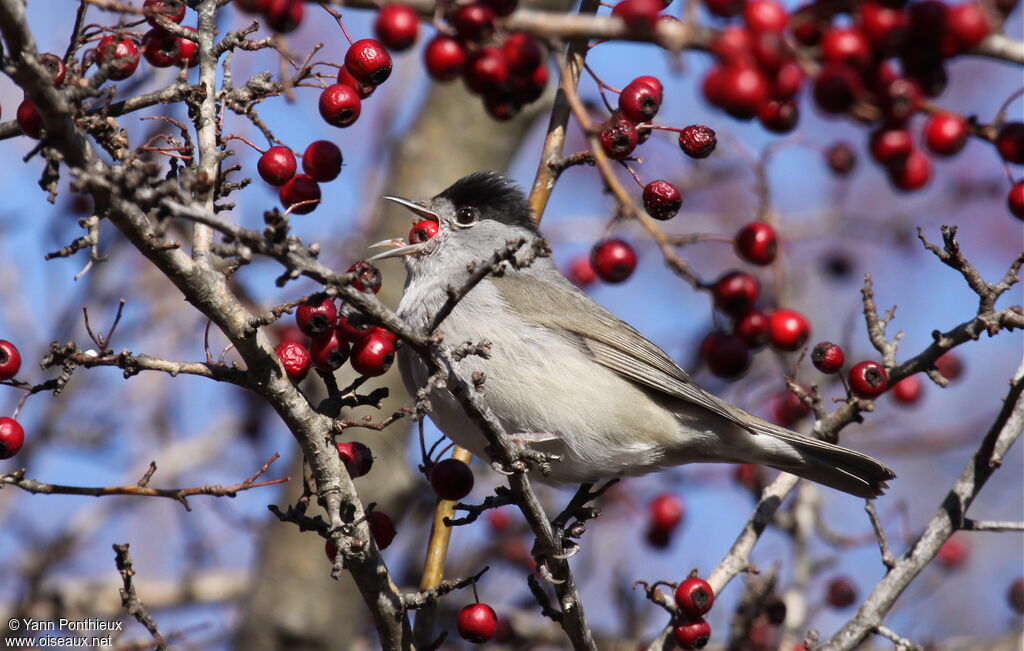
0,0,1021,648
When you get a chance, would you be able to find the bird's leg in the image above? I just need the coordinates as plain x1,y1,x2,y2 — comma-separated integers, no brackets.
486,432,563,476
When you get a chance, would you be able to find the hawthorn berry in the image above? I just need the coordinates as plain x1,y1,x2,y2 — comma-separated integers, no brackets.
324,539,338,563
870,126,914,164
821,27,873,70
503,32,542,74
277,325,306,345
935,352,963,380
791,5,824,45
649,492,684,532
773,61,804,100
409,219,440,244
374,4,419,51
888,149,932,192
452,3,496,42
717,64,770,120
302,140,343,182
646,526,671,548
744,0,788,33
176,27,199,67
734,222,778,265
590,238,637,283
348,261,383,294
480,0,518,16
1008,578,1024,615
96,35,140,80
257,146,297,186
599,118,639,160
0,417,25,460
734,463,760,491
767,309,810,352
675,577,715,618
0,341,22,382
892,375,923,404
712,271,760,316
877,76,922,122
848,360,888,398
429,458,475,501
350,328,396,376
936,535,969,569
704,0,743,18
678,124,716,158
143,0,186,27
568,255,597,286
513,62,548,104
264,0,304,33
234,0,271,13
642,180,682,220
337,66,376,99
142,29,180,68
772,391,811,426
279,174,321,214
275,340,311,382
734,310,769,348
924,112,968,156
826,142,857,175
759,99,799,133
858,1,908,53
811,341,845,374
487,508,511,533
1008,181,1024,219
464,47,510,94
367,510,397,549
423,36,467,82
319,84,362,128
337,440,373,477
484,91,521,122
619,79,661,123
612,0,663,34
826,577,857,608
295,294,337,337
946,2,990,51
711,25,754,62
336,307,373,342
673,619,711,649
457,603,498,643
39,53,67,86
701,331,751,378
813,63,862,113
345,39,392,87
996,122,1024,164
310,328,350,372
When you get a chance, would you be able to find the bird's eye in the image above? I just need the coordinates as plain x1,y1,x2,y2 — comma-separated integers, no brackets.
455,206,479,226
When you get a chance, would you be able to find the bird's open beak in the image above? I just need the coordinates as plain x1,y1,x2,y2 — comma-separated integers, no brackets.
367,196,440,261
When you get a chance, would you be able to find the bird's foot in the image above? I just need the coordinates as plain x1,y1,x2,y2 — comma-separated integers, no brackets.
487,432,563,476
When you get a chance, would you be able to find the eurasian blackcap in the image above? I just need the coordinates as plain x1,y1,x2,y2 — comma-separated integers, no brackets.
372,172,895,498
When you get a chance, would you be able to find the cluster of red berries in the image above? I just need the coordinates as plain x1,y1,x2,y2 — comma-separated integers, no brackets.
140,0,198,69
274,264,396,382
319,38,394,131
0,340,25,460
255,140,343,214
673,576,715,649
422,1,549,121
812,341,963,403
234,0,305,33
646,492,684,548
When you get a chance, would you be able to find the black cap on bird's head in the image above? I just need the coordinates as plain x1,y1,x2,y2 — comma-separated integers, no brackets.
370,171,539,263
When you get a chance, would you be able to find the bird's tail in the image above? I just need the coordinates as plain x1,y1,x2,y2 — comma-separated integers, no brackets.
743,418,895,499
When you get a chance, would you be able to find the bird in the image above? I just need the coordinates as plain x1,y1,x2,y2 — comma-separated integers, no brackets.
370,171,895,498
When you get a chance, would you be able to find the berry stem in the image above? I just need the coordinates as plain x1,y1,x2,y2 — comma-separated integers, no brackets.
223,134,265,154
319,2,356,46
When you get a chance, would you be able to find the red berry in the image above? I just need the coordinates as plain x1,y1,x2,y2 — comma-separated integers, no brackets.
878,76,922,122
646,526,672,548
488,508,511,533
142,28,180,67
0,341,22,382
936,535,969,569
813,63,862,114
633,75,664,99
350,328,396,377
791,5,824,45
678,124,717,158
848,360,888,398
503,32,542,74
734,310,769,348
891,375,923,404
275,340,311,382
996,122,1024,164
258,146,297,186
718,64,769,120
457,603,498,643
924,112,968,156
673,619,711,649
302,140,343,182
821,27,873,69
423,36,466,82
429,458,475,501
265,0,304,33
772,391,811,426
870,127,914,164
599,118,639,160
452,3,496,42
947,2,989,50
711,26,754,63
481,0,518,16
858,1,908,53
464,47,510,95
319,84,361,128
367,510,397,549
826,142,857,175
345,39,392,86
0,417,25,460
1008,578,1024,615
768,309,810,352
336,307,372,342
347,261,383,294
734,222,778,265
409,219,440,244
675,577,715,618
337,440,373,477
590,239,637,283
701,331,751,378
704,0,743,18
310,328,350,372
642,180,682,221
826,577,857,608
811,341,845,374
772,61,803,100
337,66,376,99
887,149,931,192
568,255,597,286
744,0,788,33
39,53,68,86
143,0,186,27
513,62,548,104
734,463,760,491
935,352,963,380
374,4,419,51
619,80,661,123
1008,181,1024,219
649,492,684,531
295,294,337,336
176,27,199,67
612,0,663,33
279,174,321,214
712,271,760,316
96,35,140,80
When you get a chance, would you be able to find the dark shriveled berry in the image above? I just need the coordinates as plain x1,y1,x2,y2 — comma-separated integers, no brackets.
642,180,682,220
599,119,639,160
429,458,475,501
678,124,717,158
811,341,845,373
826,141,857,175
